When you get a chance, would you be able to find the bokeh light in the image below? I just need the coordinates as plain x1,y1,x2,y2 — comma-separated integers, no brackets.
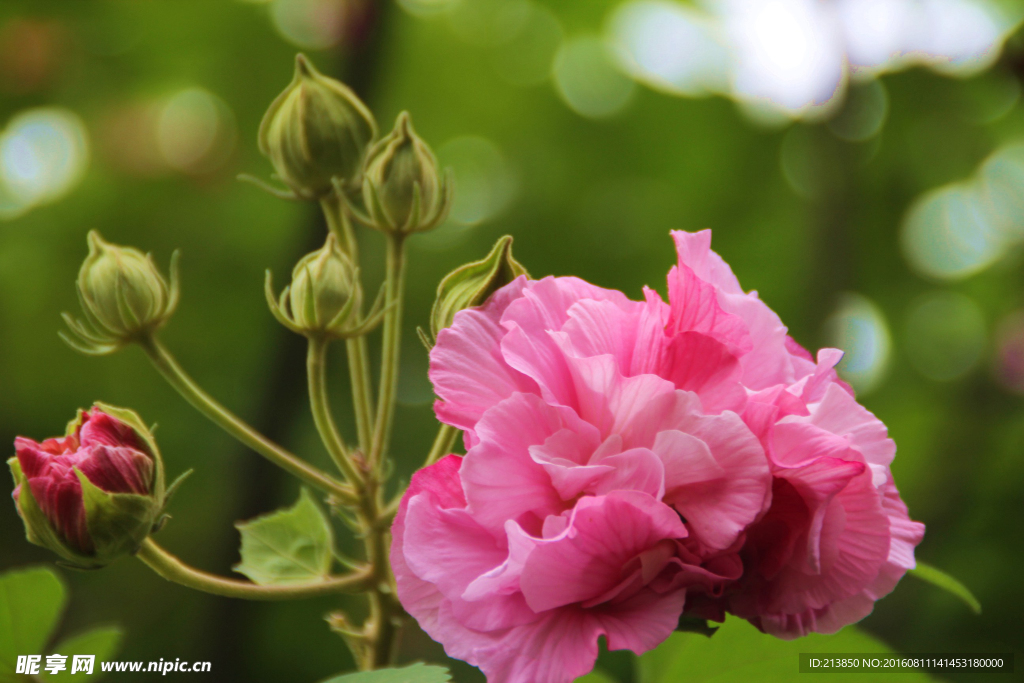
490,1,563,87
977,142,1024,241
827,79,889,142
824,292,893,394
600,0,1016,121
156,88,236,175
723,0,845,114
904,291,987,381
417,136,517,250
608,0,729,97
553,35,635,119
901,182,1005,280
0,107,89,219
993,310,1024,394
270,0,348,49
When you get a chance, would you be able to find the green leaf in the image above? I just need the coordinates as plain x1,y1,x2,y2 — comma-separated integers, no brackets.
234,489,335,585
637,617,940,683
0,566,66,681
909,562,982,615
574,670,617,683
48,626,123,682
322,663,451,683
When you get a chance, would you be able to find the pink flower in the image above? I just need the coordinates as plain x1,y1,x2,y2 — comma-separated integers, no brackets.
13,407,155,554
393,230,923,682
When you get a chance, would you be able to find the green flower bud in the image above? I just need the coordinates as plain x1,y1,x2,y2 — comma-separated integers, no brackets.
363,112,452,234
258,54,377,199
422,235,528,347
9,403,187,569
265,233,385,339
61,231,179,355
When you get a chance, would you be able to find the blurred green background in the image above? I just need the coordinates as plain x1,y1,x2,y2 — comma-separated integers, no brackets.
2,0,1024,681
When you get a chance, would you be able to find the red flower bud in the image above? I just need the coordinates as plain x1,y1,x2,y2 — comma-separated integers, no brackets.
9,404,173,567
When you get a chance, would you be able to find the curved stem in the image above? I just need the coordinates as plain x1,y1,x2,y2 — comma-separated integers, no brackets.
136,538,372,600
370,234,407,473
139,335,355,503
307,336,363,485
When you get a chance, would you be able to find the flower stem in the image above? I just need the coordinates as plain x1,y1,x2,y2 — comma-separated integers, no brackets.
424,423,459,468
136,538,372,600
370,234,407,473
321,193,375,455
139,335,355,503
307,336,363,485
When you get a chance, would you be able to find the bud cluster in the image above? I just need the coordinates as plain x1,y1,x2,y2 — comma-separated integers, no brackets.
257,54,452,235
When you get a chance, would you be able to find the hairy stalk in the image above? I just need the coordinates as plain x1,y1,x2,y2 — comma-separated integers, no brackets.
137,538,372,600
307,336,363,485
321,194,375,455
139,335,355,503
320,194,404,668
355,497,402,669
370,234,407,473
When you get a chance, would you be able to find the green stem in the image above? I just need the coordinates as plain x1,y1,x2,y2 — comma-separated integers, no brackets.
347,338,374,455
307,336,362,485
139,336,354,503
355,500,403,669
424,423,459,468
370,234,407,472
321,194,375,455
136,538,372,600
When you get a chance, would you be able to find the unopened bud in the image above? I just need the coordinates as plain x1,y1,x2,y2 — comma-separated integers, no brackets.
266,233,385,339
62,231,179,355
258,54,377,199
363,112,451,234
8,404,180,569
424,235,528,346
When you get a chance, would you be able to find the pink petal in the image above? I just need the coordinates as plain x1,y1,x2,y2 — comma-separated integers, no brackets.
591,448,666,500
519,492,686,612
666,263,751,355
462,393,572,534
655,411,771,550
560,298,644,373
659,332,746,413
78,445,153,495
430,305,540,437
800,383,896,470
80,409,146,452
670,230,743,294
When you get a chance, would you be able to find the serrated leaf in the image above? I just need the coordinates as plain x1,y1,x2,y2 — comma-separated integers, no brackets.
0,566,66,681
322,663,451,683
48,626,123,681
909,562,982,615
234,489,335,585
637,617,939,683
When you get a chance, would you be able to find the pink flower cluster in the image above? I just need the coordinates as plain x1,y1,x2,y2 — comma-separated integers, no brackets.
391,231,924,683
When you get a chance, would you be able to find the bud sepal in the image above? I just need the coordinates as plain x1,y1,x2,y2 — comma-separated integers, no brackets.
422,235,528,347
